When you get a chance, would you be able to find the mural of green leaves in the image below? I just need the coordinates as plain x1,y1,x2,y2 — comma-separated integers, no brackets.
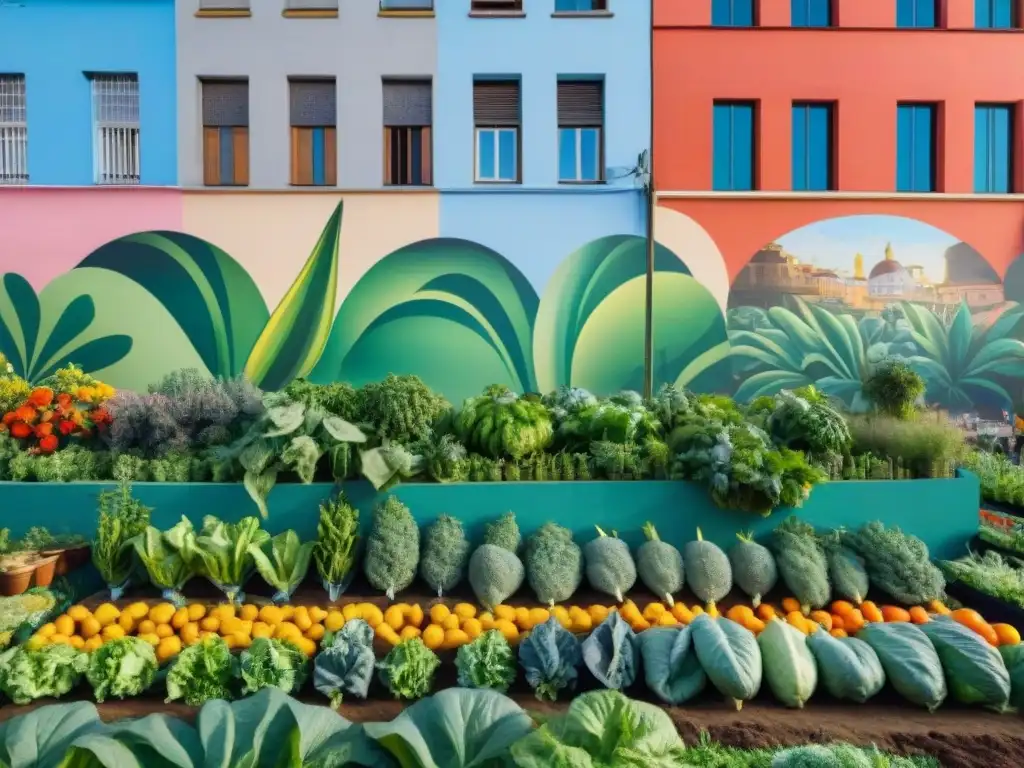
77,230,269,378
310,238,539,402
0,272,132,383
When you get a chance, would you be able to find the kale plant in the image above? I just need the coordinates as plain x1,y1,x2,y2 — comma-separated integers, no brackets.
355,374,449,444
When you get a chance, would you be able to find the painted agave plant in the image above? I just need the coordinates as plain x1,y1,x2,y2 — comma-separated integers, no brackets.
900,300,1024,412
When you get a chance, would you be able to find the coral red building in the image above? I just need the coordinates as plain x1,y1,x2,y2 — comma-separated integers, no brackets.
654,0,1024,282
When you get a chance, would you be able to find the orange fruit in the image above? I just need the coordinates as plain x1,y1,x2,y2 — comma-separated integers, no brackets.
881,606,911,623
993,623,1021,646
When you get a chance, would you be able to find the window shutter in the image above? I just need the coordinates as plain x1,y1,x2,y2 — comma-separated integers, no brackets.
473,81,520,126
290,80,337,127
202,81,249,127
558,81,603,126
383,80,432,126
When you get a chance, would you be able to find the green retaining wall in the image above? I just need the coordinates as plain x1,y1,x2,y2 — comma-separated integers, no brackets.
3,471,979,560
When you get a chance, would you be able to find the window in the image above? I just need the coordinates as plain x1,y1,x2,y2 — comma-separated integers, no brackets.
975,104,1014,193
285,0,338,10
555,0,607,11
896,0,937,26
896,104,936,192
199,0,250,9
0,75,27,184
90,74,140,185
383,80,432,186
380,0,433,9
558,80,603,182
201,80,249,187
289,79,336,186
713,102,755,191
791,0,831,26
470,1,523,12
792,103,833,191
976,0,1015,27
711,0,754,26
474,80,520,182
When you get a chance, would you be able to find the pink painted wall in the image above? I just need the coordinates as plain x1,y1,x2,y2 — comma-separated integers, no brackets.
0,188,183,290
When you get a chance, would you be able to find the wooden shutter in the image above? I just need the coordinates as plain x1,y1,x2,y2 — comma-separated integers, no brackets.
202,81,248,127
473,81,520,126
290,80,337,127
383,80,432,127
558,81,603,126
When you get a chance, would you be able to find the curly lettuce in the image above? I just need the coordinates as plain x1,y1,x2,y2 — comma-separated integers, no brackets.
86,637,159,703
455,630,516,693
377,638,440,700
238,637,309,695
165,635,238,706
0,644,88,704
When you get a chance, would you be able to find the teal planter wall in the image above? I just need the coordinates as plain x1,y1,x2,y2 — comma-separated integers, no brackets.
5,472,978,560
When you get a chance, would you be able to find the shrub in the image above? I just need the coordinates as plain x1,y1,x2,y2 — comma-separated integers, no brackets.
845,413,966,478
864,359,925,420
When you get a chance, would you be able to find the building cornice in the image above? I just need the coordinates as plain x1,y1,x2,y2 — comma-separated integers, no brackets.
655,190,1024,202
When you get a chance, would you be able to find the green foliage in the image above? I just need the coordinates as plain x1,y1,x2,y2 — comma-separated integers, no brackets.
356,373,449,444
249,530,314,603
237,637,310,696
940,550,1024,609
364,496,420,600
845,414,966,480
133,518,197,605
85,636,158,703
313,493,360,600
420,433,470,483
485,510,522,553
454,385,554,460
864,359,925,420
91,475,151,598
165,635,239,706
190,516,270,604
964,450,1024,507
584,527,638,604
770,517,831,613
0,643,88,704
518,617,582,702
845,521,945,606
469,512,525,611
455,629,517,692
525,522,583,606
419,514,470,597
554,397,660,452
763,388,852,460
284,377,359,420
377,637,440,700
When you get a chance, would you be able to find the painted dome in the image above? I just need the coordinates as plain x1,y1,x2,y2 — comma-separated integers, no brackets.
869,259,905,278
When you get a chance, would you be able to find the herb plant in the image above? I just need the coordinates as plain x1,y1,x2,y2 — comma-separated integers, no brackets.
314,493,360,600
91,475,151,599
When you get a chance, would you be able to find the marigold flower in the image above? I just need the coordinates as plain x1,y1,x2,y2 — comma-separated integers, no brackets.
1,411,16,425
91,407,111,425
58,419,76,436
75,386,92,402
28,387,53,408
14,405,37,424
56,393,72,410
10,421,32,439
34,422,53,437
38,434,58,454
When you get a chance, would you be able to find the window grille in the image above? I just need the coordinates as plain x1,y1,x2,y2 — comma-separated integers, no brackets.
0,75,27,184
91,74,140,185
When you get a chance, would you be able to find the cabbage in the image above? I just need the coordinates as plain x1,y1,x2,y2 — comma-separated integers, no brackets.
238,637,309,696
637,626,707,705
919,616,1011,711
86,637,158,703
757,619,817,709
581,612,639,690
314,619,376,708
0,644,88,704
858,622,947,711
806,631,885,703
456,630,516,693
518,617,582,702
689,614,762,710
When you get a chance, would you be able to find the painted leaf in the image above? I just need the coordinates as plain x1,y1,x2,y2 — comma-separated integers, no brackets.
311,237,537,403
244,202,343,390
76,230,269,378
0,271,133,383
534,235,691,393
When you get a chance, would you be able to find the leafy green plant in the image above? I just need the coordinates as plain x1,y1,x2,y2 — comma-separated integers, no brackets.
845,521,945,605
364,496,419,600
864,358,925,420
377,637,440,700
455,629,517,693
133,518,197,606
0,643,88,704
419,514,470,598
314,493,360,600
314,619,375,707
237,637,309,695
190,516,270,604
762,387,852,461
85,637,158,703
454,385,554,460
91,475,151,599
356,373,450,445
553,396,660,451
214,390,368,518
165,635,239,706
941,550,1024,609
249,530,314,604
847,413,966,479
518,617,582,702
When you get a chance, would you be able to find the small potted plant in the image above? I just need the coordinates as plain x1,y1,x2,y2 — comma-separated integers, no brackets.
40,532,90,576
19,527,60,586
0,529,40,596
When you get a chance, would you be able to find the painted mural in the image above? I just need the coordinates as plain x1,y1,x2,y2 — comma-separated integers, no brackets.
727,214,1024,414
0,202,731,404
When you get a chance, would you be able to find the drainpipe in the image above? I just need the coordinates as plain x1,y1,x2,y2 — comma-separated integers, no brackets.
642,0,656,399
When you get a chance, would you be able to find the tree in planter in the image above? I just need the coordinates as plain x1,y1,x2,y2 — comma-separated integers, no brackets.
863,359,925,420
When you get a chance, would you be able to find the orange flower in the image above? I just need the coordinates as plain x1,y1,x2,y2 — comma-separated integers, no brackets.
91,407,111,425
10,422,32,439
37,434,58,454
75,386,93,402
1,411,16,425
28,387,53,408
58,419,76,436
56,393,72,410
34,422,53,438
14,405,37,424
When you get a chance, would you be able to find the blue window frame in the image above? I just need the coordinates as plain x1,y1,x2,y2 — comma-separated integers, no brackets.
713,102,755,191
554,0,605,10
792,103,833,191
791,0,832,26
896,104,936,192
896,0,937,26
559,128,602,182
975,104,1014,192
976,0,1015,27
476,128,518,182
711,0,754,26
